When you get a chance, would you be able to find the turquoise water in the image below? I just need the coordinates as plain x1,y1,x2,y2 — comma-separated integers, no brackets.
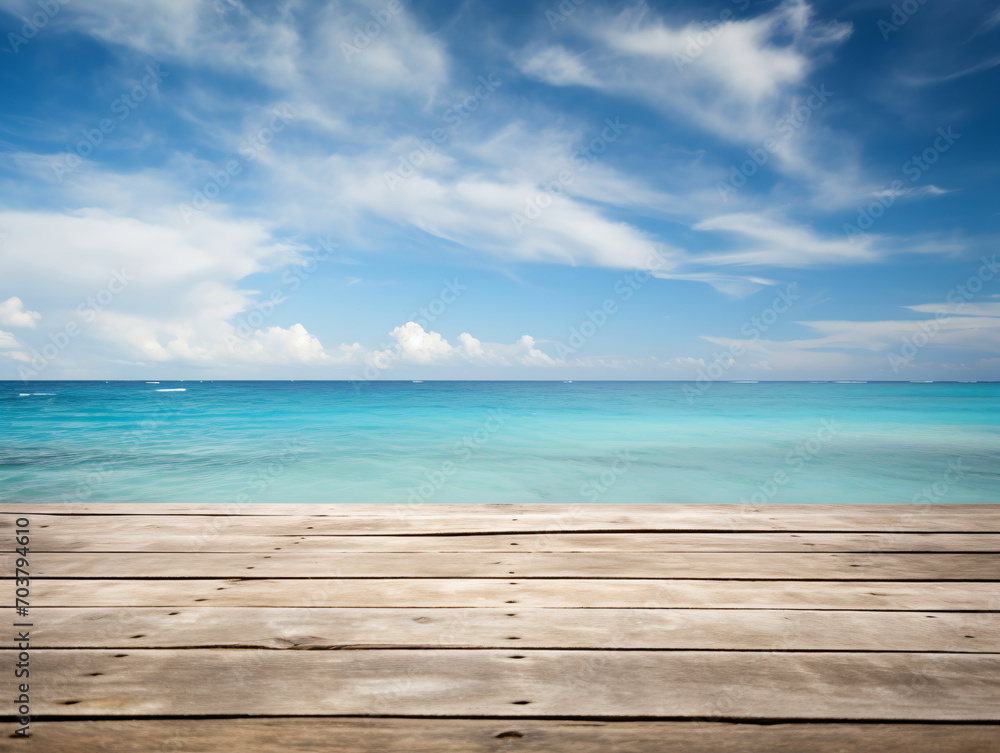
1,381,998,505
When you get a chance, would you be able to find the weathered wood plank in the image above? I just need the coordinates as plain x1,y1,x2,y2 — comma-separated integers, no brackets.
31,578,1000,610
21,531,1000,553
6,505,999,532
11,552,998,580
26,607,1000,651
4,502,997,520
9,719,999,753
30,649,1000,719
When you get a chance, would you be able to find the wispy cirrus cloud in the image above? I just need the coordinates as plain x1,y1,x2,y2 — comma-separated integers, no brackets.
0,0,994,378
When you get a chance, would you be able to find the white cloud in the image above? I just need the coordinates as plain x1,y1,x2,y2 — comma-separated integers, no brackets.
907,302,1000,317
371,323,564,368
796,314,1000,353
694,307,1000,374
0,208,296,298
520,0,850,145
519,47,599,87
382,321,454,365
694,213,879,267
0,330,24,349
517,1,875,209
0,297,40,328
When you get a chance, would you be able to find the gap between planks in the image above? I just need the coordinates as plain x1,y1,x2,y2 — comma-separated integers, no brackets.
23,649,1000,720
19,607,1000,652
8,552,999,580
4,719,998,753
28,578,1000,610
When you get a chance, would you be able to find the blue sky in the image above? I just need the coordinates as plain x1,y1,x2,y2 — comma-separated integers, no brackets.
0,0,998,380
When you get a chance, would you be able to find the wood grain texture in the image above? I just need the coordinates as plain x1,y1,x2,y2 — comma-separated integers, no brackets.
4,502,998,751
32,649,1000,720
6,720,998,753
22,531,1000,553
6,504,999,531
30,578,1000,610
12,551,999,580
25,607,1000,651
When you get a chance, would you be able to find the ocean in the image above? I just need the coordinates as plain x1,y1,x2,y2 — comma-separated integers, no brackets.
1,381,997,505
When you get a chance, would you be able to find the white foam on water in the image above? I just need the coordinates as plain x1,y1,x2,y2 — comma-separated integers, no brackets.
155,388,186,392
146,381,160,384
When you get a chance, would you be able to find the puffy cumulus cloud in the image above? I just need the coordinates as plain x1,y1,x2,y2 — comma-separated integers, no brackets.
37,310,564,373
85,305,354,367
0,193,327,375
0,297,40,328
0,330,24,349
383,321,454,365
369,323,564,369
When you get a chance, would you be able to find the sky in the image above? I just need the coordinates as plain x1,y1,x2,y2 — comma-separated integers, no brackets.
0,0,998,381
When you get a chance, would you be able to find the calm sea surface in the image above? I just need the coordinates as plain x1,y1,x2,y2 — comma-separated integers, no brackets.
2,381,997,505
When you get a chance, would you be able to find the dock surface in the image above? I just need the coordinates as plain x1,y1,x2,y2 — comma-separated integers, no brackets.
3,503,999,751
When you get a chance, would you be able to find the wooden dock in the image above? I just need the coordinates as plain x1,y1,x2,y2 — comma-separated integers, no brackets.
3,503,999,751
